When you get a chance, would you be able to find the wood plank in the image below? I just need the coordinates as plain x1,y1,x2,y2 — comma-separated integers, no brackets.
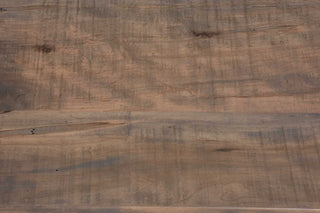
1,112,320,209
0,0,319,112
1,0,320,212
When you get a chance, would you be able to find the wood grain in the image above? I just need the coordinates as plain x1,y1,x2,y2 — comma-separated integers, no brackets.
1,111,320,211
0,0,320,112
2,206,320,213
1,0,320,212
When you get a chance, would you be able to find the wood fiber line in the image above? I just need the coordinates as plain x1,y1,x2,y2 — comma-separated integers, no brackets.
1,206,320,213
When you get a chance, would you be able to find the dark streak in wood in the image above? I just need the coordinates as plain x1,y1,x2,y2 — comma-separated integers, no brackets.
215,148,238,152
33,44,55,53
191,30,221,38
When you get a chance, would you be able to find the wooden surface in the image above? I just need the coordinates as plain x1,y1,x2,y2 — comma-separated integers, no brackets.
1,0,320,212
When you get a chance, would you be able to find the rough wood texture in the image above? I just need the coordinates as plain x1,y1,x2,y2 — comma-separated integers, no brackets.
1,0,320,212
1,0,320,112
1,112,320,212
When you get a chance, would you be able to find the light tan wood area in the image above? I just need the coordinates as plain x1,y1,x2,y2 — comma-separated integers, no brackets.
1,0,320,212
